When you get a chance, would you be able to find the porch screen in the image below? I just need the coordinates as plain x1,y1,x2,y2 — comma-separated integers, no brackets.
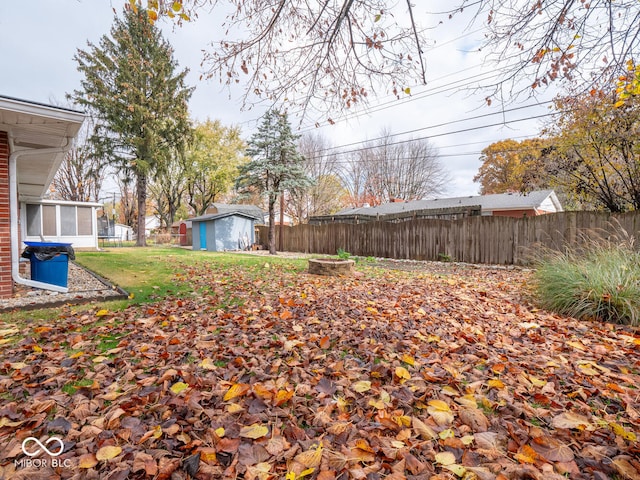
77,207,93,235
60,206,77,236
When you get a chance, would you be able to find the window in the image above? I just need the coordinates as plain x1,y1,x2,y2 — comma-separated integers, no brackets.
42,205,57,236
77,207,93,235
26,204,41,236
60,206,77,236
25,203,94,238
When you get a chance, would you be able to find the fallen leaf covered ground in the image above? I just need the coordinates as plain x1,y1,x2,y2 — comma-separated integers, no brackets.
1,259,639,480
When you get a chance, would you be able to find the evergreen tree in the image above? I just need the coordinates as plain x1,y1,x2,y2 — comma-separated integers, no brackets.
69,5,193,246
236,110,312,254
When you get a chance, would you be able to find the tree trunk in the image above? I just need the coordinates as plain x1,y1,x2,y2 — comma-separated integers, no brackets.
268,196,277,255
136,172,147,247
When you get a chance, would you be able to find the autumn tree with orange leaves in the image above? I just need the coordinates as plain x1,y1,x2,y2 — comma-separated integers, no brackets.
537,88,640,212
473,138,550,195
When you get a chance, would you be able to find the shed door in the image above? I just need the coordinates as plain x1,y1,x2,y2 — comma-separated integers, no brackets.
199,222,207,250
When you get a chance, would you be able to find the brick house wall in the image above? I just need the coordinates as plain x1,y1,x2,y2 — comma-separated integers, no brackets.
0,131,12,298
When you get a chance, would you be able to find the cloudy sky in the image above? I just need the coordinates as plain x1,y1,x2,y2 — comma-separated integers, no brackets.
0,1,556,197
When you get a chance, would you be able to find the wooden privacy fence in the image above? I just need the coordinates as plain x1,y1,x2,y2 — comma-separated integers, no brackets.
257,211,640,265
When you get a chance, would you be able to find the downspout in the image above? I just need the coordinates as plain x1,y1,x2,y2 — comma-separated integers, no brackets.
9,137,73,293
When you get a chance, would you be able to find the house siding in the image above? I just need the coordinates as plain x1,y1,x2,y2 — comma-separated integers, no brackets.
490,209,539,218
0,131,12,298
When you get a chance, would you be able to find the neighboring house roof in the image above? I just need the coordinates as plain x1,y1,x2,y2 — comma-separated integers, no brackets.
336,190,563,217
190,211,261,223
207,203,264,221
0,95,85,201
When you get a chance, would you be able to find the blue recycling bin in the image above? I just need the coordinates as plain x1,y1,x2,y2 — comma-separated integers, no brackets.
22,242,74,288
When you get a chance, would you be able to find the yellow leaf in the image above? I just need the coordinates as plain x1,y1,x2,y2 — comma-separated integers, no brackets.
240,423,269,439
96,445,122,461
566,340,586,351
488,378,505,389
199,447,217,463
427,399,455,426
427,399,451,411
274,389,294,406
577,362,599,376
172,1,182,11
128,292,135,299
214,427,225,437
439,428,455,439
394,415,411,427
200,358,217,370
395,366,411,381
297,468,316,478
435,451,456,465
78,453,98,468
610,422,637,441
93,355,108,363
443,464,467,476
227,403,244,413
352,380,371,393
442,385,460,397
526,374,547,387
33,345,43,353
96,309,109,317
223,383,250,401
404,87,411,94
147,10,158,21
461,435,474,445
401,354,415,366
294,443,323,468
170,382,189,394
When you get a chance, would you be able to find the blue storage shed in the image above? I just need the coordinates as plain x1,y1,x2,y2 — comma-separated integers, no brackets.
190,211,260,252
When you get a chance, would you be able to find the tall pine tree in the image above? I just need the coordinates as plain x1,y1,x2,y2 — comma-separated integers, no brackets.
70,5,193,246
236,110,311,254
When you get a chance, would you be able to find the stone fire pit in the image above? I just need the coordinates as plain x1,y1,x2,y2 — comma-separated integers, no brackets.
308,258,355,276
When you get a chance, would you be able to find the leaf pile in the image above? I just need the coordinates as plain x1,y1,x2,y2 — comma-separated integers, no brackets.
1,261,639,479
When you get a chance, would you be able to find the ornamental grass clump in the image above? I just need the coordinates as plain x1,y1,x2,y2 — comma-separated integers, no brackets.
532,228,640,326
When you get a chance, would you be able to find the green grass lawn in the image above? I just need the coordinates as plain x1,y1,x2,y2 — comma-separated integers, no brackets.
75,246,308,304
0,248,308,323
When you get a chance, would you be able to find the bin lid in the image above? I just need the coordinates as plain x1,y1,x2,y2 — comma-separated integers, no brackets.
24,241,73,248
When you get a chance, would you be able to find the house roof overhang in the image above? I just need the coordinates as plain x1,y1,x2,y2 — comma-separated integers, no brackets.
0,95,85,200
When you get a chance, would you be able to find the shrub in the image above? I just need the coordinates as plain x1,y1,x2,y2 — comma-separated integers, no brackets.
337,248,351,260
531,229,640,326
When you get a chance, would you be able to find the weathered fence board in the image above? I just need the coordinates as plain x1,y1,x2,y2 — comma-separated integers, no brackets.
257,211,639,265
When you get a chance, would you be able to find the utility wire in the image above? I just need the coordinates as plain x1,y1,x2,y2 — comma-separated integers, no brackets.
308,101,555,156
303,110,561,164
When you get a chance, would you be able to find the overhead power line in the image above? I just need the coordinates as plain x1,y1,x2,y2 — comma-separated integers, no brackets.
309,101,555,157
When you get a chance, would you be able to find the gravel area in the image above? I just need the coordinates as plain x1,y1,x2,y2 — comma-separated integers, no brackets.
0,261,127,313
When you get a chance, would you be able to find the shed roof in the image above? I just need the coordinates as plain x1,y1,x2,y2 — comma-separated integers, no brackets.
190,211,261,223
208,203,264,220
